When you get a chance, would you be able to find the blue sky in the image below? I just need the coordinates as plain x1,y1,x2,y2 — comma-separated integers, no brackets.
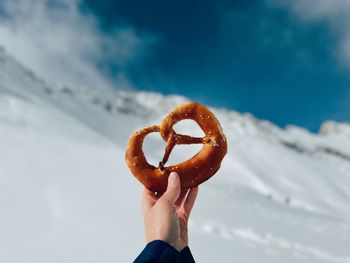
80,0,350,132
0,0,349,132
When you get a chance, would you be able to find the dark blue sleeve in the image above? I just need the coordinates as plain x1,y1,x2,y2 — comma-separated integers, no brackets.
134,240,195,263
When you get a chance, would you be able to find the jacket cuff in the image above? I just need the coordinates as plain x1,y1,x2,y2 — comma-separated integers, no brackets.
134,240,178,263
177,246,195,262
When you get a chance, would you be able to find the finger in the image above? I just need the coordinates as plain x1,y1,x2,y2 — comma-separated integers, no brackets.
141,188,157,211
160,172,181,204
175,189,190,209
181,186,199,218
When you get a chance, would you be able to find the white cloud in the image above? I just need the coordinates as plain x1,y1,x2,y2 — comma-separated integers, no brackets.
0,0,156,90
269,0,350,68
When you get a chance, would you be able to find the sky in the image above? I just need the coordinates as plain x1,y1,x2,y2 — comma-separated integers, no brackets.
0,0,349,132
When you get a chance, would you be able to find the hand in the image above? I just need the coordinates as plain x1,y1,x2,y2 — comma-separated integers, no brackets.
141,172,199,252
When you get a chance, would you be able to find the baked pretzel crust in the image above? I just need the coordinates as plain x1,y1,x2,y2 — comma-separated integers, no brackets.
125,102,227,191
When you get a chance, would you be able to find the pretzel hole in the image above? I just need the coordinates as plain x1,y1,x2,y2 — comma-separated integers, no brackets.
143,131,167,167
173,119,205,138
165,144,203,166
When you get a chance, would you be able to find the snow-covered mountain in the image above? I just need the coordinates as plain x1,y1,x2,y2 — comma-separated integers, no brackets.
0,46,350,263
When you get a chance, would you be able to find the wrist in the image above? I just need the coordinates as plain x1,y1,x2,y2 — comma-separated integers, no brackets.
147,237,185,252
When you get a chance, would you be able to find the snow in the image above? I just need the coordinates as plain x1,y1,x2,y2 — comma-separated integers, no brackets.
0,47,350,262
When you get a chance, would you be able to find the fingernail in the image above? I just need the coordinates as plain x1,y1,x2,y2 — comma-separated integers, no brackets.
169,172,178,184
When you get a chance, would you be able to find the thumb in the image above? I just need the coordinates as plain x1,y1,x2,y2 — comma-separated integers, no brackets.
160,172,181,204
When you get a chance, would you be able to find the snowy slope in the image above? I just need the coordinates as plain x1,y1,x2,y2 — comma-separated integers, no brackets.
0,46,350,263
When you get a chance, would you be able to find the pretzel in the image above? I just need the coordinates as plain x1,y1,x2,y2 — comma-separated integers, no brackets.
125,102,227,192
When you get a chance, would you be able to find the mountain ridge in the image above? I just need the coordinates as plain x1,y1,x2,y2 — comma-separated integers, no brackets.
2,45,349,138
